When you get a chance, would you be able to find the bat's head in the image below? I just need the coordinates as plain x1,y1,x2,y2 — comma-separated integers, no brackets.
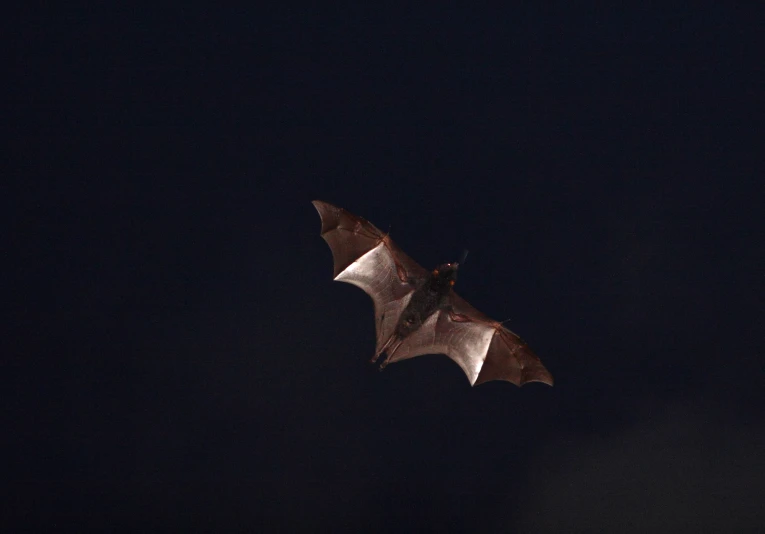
432,262,459,290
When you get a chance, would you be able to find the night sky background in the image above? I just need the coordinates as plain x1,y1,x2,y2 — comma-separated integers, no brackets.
6,5,763,532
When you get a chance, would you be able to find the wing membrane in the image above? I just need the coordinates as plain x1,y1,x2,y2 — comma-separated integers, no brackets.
388,292,553,386
313,200,553,387
312,200,426,354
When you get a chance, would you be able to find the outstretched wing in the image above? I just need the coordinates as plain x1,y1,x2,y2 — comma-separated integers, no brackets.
388,291,553,387
312,200,428,355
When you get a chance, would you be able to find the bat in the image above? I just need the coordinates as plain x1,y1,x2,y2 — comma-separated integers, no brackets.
312,200,553,387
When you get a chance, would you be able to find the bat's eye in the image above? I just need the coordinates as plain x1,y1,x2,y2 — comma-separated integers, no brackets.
432,269,439,276
449,280,455,286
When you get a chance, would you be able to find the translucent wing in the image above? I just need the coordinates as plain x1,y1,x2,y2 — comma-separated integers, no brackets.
312,200,428,354
388,293,553,386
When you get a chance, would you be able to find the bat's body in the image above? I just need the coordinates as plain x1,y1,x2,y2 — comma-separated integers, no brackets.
313,200,553,387
373,267,453,368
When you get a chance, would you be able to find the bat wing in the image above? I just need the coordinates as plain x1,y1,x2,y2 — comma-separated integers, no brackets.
388,292,554,387
312,200,429,355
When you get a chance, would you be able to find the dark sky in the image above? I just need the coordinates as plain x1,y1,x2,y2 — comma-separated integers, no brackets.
6,5,763,532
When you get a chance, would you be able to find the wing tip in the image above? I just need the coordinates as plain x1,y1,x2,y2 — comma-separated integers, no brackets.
520,373,555,387
472,374,554,388
312,200,343,236
470,326,554,388
311,199,325,216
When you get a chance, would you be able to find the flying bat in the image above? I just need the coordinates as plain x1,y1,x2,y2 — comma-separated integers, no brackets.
312,200,553,387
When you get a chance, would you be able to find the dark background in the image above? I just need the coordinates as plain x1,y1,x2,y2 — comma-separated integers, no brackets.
6,5,763,532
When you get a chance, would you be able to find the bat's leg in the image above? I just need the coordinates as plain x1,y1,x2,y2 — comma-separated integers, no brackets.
370,336,401,370
370,311,386,364
376,351,393,371
376,338,403,371
370,338,389,364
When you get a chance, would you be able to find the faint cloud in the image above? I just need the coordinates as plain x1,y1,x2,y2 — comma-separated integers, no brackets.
516,399,765,532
